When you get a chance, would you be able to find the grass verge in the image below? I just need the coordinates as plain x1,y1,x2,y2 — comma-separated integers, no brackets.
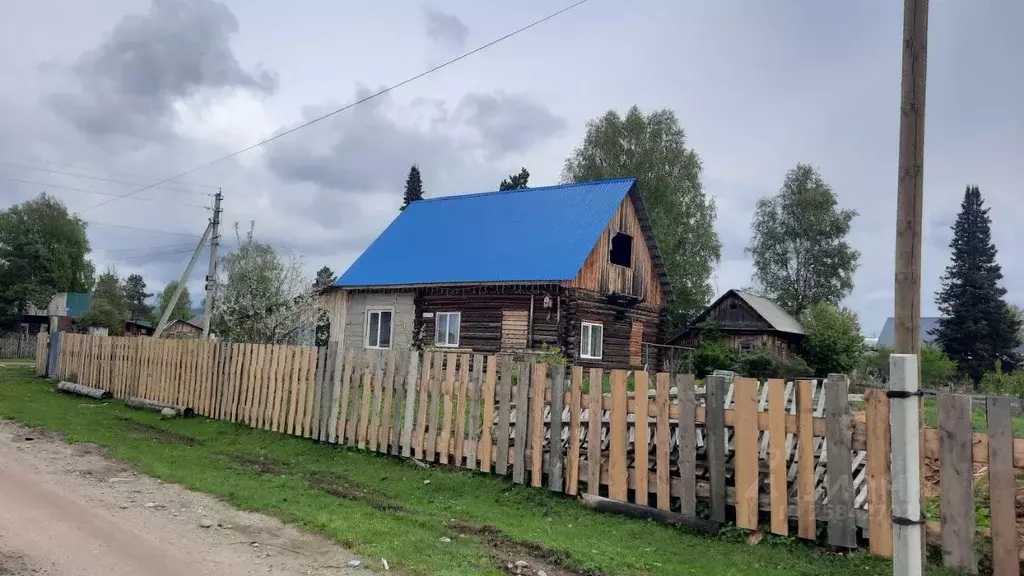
0,364,954,576
923,397,1024,438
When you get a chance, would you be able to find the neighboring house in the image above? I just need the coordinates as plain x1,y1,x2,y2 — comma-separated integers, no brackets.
876,317,939,347
669,289,804,357
325,178,671,368
124,319,155,337
21,292,92,333
162,315,204,339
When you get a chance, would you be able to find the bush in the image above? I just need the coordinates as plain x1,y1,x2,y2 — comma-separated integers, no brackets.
800,302,864,376
981,362,1024,402
735,350,813,379
857,344,959,388
693,340,738,378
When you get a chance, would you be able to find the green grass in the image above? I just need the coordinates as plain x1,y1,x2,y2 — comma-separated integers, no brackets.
922,397,1024,438
0,365,954,576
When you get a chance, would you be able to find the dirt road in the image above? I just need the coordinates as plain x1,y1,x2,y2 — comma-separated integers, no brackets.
0,420,376,575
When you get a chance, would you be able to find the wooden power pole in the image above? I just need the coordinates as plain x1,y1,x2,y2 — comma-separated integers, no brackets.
893,0,929,356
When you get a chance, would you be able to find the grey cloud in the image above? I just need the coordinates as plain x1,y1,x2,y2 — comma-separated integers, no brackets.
455,92,566,157
45,0,276,142
422,6,469,50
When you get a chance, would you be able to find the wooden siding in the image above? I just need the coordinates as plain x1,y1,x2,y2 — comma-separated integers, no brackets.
675,331,800,358
703,292,772,331
629,321,643,365
501,310,529,350
414,287,562,353
341,291,416,351
567,195,664,306
564,289,664,369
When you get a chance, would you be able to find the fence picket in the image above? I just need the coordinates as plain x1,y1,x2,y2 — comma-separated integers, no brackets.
676,374,696,516
400,351,420,458
414,353,433,459
379,350,397,452
608,369,628,501
586,368,603,496
358,353,376,449
939,394,976,573
438,353,456,464
548,367,565,493
530,362,547,488
633,371,650,503
566,366,583,496
453,353,470,466
768,378,788,536
654,373,670,510
467,354,484,469
302,346,317,438
426,354,443,462
337,348,355,442
512,361,530,484
796,379,816,539
705,374,726,522
367,350,385,450
389,351,408,456
865,388,892,556
825,374,856,548
733,377,759,530
987,397,1018,576
494,357,512,475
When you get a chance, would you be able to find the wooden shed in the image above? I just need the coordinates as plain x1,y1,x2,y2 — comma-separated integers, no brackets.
326,178,671,369
669,289,804,357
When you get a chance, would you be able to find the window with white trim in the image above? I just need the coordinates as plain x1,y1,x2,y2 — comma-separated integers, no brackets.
435,312,461,347
364,308,393,349
580,321,604,359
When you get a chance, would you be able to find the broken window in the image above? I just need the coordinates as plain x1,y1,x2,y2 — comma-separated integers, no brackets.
609,232,633,267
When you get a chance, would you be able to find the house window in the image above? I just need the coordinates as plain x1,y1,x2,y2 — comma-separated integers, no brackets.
435,312,461,347
580,321,604,359
609,232,633,267
364,308,393,349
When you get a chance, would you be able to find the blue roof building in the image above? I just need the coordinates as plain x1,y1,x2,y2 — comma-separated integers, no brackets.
327,178,672,368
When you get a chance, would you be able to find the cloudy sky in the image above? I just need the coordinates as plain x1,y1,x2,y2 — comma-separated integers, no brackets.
1,0,1021,334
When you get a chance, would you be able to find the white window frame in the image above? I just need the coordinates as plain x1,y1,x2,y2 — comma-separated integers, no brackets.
580,321,604,360
435,311,461,348
364,307,394,350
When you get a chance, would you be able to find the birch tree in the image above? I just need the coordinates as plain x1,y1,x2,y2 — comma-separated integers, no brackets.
212,223,318,344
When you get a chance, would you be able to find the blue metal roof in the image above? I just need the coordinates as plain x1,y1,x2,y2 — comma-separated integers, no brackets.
336,178,638,287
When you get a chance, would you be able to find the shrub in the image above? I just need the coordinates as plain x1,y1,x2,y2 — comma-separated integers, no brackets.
920,344,957,388
735,350,813,379
981,362,1024,402
693,340,738,378
536,342,568,366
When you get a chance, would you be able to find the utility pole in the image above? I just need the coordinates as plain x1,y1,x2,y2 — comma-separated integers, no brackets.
893,0,929,357
202,190,223,339
892,1,928,574
153,222,213,338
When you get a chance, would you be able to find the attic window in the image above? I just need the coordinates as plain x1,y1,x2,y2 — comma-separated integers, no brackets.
609,232,633,268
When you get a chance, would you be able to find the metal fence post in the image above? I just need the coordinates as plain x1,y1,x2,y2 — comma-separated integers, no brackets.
890,354,923,576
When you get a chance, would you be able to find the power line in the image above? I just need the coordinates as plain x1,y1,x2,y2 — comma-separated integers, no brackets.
77,0,593,213
0,161,212,196
119,248,197,260
7,156,220,191
0,174,210,209
90,243,197,254
83,220,206,238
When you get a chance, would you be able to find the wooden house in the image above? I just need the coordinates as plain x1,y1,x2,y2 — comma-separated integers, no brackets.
669,289,804,357
325,178,671,368
162,316,204,339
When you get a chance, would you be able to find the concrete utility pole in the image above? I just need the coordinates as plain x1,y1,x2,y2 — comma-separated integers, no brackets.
153,222,213,338
893,0,929,356
201,190,223,339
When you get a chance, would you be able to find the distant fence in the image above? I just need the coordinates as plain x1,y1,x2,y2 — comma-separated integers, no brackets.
47,333,1024,571
0,332,44,360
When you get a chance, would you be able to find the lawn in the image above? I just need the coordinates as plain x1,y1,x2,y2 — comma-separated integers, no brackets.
922,397,1024,438
0,364,954,576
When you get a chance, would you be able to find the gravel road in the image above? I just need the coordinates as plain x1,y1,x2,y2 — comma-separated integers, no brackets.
0,419,377,576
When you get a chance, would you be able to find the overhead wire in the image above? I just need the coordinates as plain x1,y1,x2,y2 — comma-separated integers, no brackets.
76,0,593,213
0,174,210,209
7,156,220,191
83,220,207,239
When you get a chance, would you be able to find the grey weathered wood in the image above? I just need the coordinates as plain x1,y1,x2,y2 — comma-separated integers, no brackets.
939,393,976,574
987,396,1019,576
325,342,341,443
495,357,513,476
578,494,719,534
825,373,856,548
467,354,483,469
512,361,530,484
124,397,193,417
548,367,565,492
705,374,726,523
400,351,420,457
389,350,409,455
311,346,327,441
676,374,696,516
425,354,443,462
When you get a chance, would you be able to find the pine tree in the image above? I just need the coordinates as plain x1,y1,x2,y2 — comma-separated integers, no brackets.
401,165,424,211
313,266,336,346
499,167,530,190
121,273,153,321
934,185,1022,385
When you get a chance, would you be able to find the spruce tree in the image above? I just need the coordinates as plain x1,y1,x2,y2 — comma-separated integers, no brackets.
499,167,530,190
401,165,424,211
934,185,1022,385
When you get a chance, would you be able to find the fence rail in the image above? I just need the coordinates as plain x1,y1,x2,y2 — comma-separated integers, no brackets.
48,334,1024,571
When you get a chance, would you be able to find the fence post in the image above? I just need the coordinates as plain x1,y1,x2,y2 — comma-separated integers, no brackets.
889,354,922,576
46,331,61,378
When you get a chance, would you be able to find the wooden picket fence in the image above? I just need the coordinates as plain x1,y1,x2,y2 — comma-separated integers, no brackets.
0,332,39,360
49,333,1024,570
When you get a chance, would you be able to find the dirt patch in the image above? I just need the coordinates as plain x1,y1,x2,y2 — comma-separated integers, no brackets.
118,417,201,446
306,472,408,514
9,425,62,444
228,453,289,475
0,551,32,575
451,523,600,576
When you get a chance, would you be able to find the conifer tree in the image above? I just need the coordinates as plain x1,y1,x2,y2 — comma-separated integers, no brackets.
401,165,424,211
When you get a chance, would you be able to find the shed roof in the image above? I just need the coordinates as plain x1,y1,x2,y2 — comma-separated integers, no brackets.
731,290,804,335
336,178,669,292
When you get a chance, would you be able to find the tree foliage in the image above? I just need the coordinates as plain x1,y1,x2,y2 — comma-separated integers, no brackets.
156,280,194,323
746,164,859,317
934,185,1022,385
563,106,720,327
212,223,318,344
0,193,92,324
499,167,530,191
401,164,424,211
859,344,957,388
74,268,128,335
314,266,336,346
121,273,152,321
800,302,864,376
